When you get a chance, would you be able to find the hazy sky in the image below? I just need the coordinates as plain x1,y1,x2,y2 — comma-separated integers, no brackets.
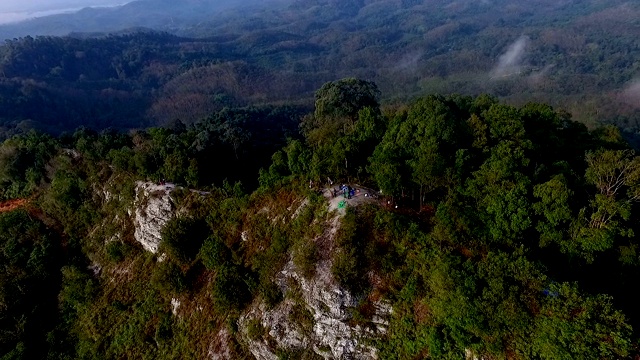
0,0,131,24
0,1,130,12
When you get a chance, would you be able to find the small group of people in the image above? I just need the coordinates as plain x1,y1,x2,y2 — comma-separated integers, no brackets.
331,184,353,198
339,184,357,199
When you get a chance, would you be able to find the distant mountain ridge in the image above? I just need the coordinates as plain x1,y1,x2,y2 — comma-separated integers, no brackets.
0,0,269,40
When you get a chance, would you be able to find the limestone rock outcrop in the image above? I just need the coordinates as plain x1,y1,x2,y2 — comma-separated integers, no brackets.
239,258,390,360
128,182,392,359
238,203,391,360
132,181,176,253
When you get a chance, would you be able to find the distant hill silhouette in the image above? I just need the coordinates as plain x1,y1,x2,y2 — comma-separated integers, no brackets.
0,0,269,40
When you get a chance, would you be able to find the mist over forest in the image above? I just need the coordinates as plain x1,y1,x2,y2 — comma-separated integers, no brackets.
0,0,637,142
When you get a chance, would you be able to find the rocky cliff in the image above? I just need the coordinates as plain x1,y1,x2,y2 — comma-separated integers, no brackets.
132,181,176,253
234,191,391,359
238,258,391,359
130,182,390,359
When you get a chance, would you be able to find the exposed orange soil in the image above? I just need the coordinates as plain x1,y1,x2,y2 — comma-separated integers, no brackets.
0,198,28,213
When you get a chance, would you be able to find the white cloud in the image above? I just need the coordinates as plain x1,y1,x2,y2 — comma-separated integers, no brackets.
491,35,528,79
527,64,554,86
392,51,422,72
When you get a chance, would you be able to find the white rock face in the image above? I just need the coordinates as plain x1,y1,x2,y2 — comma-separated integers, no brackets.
133,181,176,253
208,328,234,360
171,298,181,316
130,186,391,359
239,210,391,359
465,349,490,360
240,259,391,359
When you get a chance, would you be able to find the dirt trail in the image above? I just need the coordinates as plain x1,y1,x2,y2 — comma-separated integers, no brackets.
0,198,28,213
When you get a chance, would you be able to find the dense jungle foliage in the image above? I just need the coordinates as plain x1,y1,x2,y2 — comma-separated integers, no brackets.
0,0,639,140
2,78,640,358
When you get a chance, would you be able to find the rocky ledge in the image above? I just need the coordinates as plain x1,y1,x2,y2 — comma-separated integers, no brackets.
132,181,176,253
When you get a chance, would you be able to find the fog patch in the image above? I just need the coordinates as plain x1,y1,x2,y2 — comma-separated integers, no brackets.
392,52,422,72
528,64,555,86
621,79,640,108
491,35,528,79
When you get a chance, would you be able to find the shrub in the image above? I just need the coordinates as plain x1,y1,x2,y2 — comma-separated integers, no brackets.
246,318,266,340
211,265,251,312
331,209,362,290
151,261,187,294
199,235,231,270
260,281,283,309
59,266,97,315
105,241,131,263
160,216,210,264
331,248,359,290
154,312,174,342
292,238,318,279
289,303,315,335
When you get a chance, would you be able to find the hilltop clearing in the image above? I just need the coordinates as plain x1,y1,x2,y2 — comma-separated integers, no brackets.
323,184,379,214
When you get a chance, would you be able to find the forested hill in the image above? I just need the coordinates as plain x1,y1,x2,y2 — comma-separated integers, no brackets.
0,0,640,139
2,79,640,358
